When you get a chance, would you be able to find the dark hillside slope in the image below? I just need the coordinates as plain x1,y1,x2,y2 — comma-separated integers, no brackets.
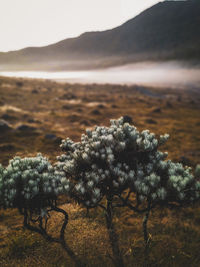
0,0,199,70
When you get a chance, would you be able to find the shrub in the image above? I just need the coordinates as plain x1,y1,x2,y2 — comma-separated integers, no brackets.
59,117,199,207
58,117,200,266
0,153,68,213
0,154,81,265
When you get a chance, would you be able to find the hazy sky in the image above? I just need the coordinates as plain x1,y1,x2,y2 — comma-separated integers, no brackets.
0,0,160,52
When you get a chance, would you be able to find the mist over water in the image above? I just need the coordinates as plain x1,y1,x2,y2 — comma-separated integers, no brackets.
1,61,200,89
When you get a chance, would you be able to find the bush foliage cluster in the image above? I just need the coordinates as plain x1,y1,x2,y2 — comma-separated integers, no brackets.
0,117,199,266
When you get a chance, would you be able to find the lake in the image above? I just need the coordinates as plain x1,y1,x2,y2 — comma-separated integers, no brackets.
0,61,200,89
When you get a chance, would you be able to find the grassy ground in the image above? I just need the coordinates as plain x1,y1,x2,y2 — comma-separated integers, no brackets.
0,76,200,266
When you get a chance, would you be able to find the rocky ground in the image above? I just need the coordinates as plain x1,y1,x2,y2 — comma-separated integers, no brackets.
0,76,200,266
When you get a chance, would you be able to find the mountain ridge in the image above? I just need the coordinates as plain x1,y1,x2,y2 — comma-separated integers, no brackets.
0,0,200,70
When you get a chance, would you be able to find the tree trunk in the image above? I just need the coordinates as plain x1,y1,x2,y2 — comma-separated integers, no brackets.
106,196,124,267
143,207,150,267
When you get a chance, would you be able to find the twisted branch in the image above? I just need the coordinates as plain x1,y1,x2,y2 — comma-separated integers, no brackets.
23,206,85,267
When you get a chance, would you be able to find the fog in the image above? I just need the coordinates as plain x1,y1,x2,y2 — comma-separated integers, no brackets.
1,61,200,89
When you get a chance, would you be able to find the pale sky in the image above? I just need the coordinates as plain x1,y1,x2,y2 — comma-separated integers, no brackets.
0,0,160,52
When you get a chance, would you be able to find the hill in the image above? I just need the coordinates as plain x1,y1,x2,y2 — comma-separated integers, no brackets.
0,0,200,70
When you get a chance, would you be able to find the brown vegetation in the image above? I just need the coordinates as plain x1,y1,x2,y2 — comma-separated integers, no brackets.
0,76,200,266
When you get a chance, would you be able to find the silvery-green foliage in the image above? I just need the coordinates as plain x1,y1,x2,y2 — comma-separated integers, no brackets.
195,164,200,178
1,154,68,211
59,117,190,207
58,117,200,208
0,164,4,207
132,159,198,204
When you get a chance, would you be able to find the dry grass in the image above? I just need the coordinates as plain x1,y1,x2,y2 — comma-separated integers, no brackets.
0,76,200,266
